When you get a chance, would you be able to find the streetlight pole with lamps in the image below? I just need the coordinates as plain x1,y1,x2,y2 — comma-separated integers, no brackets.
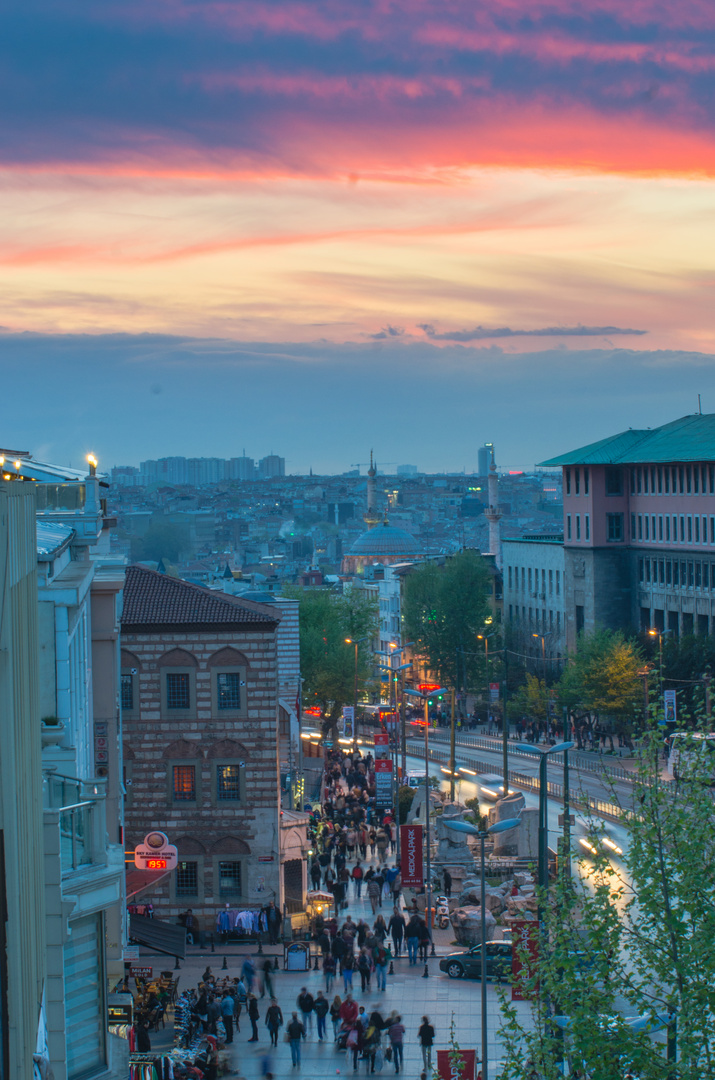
445,817,522,1080
345,636,369,749
404,684,448,967
515,740,574,894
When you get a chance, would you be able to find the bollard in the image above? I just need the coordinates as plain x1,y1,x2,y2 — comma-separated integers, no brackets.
222,956,228,971
430,942,436,958
274,955,280,971
313,952,320,971
389,960,394,975
257,936,264,956
422,963,429,978
174,956,181,970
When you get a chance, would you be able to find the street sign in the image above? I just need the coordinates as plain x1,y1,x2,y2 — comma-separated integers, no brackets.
511,920,539,1000
558,814,575,827
663,689,677,725
342,706,354,738
374,732,390,758
490,682,500,702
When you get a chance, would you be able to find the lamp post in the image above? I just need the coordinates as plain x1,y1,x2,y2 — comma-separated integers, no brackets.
515,741,574,894
378,658,412,859
445,817,522,1080
345,636,369,749
647,627,673,704
476,630,496,727
405,684,448,966
387,641,415,779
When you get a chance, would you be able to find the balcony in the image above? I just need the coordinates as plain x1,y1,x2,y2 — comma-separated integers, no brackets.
44,772,107,875
35,479,104,547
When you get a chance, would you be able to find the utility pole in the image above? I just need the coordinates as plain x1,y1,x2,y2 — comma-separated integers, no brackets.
450,687,456,802
502,648,509,797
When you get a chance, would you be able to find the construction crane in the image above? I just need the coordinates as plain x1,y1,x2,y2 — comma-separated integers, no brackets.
350,461,398,472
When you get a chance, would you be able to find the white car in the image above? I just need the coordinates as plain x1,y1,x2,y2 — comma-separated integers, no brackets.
667,732,715,781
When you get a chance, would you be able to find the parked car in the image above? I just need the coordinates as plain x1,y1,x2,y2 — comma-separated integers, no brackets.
439,941,512,980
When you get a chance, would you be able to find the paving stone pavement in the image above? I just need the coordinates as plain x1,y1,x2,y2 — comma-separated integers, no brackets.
142,857,532,1078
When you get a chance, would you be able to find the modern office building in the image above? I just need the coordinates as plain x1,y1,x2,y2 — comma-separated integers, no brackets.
502,534,566,661
539,413,715,648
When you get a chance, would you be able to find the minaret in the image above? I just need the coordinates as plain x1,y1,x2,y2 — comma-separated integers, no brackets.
363,450,380,529
484,446,503,567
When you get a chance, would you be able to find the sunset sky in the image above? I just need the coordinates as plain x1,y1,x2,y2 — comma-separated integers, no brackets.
3,0,715,472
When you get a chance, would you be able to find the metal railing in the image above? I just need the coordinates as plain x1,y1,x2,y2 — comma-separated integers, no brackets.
59,801,94,870
405,739,623,821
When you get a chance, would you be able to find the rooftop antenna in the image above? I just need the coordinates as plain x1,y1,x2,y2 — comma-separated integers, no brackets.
698,394,702,415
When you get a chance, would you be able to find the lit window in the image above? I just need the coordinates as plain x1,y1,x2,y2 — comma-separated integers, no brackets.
217,672,242,710
166,673,190,709
173,765,196,801
217,764,242,801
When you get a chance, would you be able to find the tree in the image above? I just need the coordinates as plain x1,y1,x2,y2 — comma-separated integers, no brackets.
284,586,377,737
403,550,492,690
508,673,549,721
558,629,643,723
497,716,715,1079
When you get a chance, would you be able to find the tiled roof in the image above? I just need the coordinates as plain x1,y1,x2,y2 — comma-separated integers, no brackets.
121,565,280,628
538,414,715,466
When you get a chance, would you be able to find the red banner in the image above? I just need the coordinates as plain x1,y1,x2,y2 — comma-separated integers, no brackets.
511,920,540,1000
400,823,424,888
374,732,389,758
436,1048,476,1080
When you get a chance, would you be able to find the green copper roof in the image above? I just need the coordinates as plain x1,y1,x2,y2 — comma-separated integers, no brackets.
538,414,715,466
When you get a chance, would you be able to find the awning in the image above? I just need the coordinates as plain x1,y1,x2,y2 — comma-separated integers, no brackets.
129,914,186,959
126,868,172,900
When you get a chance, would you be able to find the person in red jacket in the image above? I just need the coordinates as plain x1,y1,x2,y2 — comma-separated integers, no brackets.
339,993,358,1026
351,861,364,898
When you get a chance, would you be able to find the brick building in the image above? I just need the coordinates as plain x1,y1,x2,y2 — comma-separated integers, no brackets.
120,565,307,928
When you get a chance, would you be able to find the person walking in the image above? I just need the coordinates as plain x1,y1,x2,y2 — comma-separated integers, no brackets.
323,953,336,994
310,859,322,890
242,956,256,993
418,917,431,962
297,987,314,1038
341,949,355,993
388,908,405,957
405,915,421,966
266,900,282,945
443,868,452,899
367,876,381,915
330,994,343,1039
247,994,260,1041
358,947,372,992
418,1016,435,1072
262,957,275,1000
372,940,391,991
265,998,283,1047
388,1015,405,1074
220,992,236,1044
314,991,329,1041
287,1013,305,1067
351,861,364,898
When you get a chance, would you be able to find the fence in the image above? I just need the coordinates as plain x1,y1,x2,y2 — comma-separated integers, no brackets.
405,738,623,821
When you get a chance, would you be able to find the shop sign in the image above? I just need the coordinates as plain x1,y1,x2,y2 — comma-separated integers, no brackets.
129,966,152,979
374,732,390,758
134,831,178,871
400,824,423,887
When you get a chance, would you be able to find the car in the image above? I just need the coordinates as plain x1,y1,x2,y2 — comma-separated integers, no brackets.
439,941,512,981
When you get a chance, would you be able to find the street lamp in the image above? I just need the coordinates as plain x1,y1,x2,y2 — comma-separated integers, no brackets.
445,817,522,1080
404,684,448,964
647,627,672,702
515,741,574,893
345,636,369,748
388,641,415,778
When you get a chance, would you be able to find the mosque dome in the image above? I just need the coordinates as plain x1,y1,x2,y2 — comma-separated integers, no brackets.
348,521,420,557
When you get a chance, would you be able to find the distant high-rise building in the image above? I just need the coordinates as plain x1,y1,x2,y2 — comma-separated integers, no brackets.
397,464,418,476
258,455,285,479
229,456,255,481
478,444,494,477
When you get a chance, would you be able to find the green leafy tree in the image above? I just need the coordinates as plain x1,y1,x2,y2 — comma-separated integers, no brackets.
131,520,186,563
558,629,642,722
284,586,377,737
497,716,715,1079
508,673,549,721
403,550,492,690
